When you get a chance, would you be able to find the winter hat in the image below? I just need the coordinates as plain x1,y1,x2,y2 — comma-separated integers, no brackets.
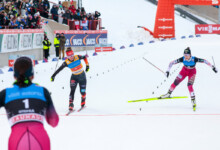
184,47,191,55
66,47,74,57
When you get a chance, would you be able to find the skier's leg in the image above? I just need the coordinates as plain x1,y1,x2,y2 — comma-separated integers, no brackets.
69,75,78,110
161,68,187,98
187,69,196,99
188,69,197,111
169,68,187,92
79,72,87,107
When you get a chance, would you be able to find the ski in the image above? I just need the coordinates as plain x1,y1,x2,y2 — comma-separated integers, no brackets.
128,96,188,103
193,104,196,111
66,110,75,116
77,106,86,112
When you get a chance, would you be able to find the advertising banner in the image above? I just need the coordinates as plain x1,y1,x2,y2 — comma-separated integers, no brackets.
33,33,44,49
95,44,113,52
54,30,108,47
8,55,35,67
1,34,19,52
0,29,44,53
19,33,33,50
195,24,220,34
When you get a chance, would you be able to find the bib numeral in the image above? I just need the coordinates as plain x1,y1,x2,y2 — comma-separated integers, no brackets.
22,99,29,109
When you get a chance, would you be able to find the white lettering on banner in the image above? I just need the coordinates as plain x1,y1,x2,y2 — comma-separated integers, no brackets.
72,39,83,46
158,26,173,30
10,61,14,66
65,39,70,46
99,38,107,44
209,25,213,33
196,25,220,33
95,47,112,52
158,18,173,22
212,0,219,4
86,39,96,45
158,34,173,37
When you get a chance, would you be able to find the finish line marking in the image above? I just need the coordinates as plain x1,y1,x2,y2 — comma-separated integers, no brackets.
59,114,220,117
1,114,220,117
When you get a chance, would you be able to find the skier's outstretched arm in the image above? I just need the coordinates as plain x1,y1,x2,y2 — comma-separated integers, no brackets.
79,55,89,72
51,62,67,81
195,57,218,73
166,57,183,77
44,88,59,127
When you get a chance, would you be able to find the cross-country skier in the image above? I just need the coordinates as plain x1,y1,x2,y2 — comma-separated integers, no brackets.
0,56,59,150
160,47,218,110
51,47,89,111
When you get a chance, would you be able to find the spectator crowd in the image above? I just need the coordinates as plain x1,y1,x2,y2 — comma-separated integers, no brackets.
50,3,101,30
0,0,101,30
0,0,46,29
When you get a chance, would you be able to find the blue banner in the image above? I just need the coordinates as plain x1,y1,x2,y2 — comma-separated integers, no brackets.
55,30,108,47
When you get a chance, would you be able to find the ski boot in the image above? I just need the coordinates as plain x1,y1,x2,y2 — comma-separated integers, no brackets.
69,100,74,111
81,94,86,108
191,97,196,111
81,99,86,108
160,90,172,99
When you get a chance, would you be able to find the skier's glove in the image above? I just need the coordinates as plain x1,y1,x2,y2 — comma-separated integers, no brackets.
86,65,89,72
166,71,169,78
51,76,55,82
212,66,218,73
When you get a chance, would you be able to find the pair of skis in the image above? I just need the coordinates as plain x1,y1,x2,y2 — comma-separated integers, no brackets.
128,96,196,111
66,106,86,116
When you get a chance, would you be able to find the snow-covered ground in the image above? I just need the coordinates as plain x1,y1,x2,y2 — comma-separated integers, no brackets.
1,0,220,150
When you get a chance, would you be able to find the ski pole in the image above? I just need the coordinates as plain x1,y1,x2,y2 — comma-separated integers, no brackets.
212,56,216,67
143,57,165,74
54,58,59,71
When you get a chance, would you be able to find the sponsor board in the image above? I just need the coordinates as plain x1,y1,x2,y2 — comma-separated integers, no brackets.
1,34,19,52
195,24,220,34
55,30,108,47
0,29,44,53
0,29,44,34
19,33,33,50
33,33,44,49
95,47,113,52
8,55,35,67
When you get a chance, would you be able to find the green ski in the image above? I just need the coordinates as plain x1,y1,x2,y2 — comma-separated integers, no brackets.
128,96,188,103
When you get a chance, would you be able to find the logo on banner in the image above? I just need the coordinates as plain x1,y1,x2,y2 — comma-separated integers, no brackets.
158,18,173,22
158,26,173,30
8,60,14,67
212,0,218,4
196,24,220,34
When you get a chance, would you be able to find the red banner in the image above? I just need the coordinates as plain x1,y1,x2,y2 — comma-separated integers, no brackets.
8,60,14,67
195,24,220,34
0,29,44,34
95,47,112,52
8,59,35,67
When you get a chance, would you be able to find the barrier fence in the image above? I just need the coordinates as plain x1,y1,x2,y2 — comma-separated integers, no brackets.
68,19,102,30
